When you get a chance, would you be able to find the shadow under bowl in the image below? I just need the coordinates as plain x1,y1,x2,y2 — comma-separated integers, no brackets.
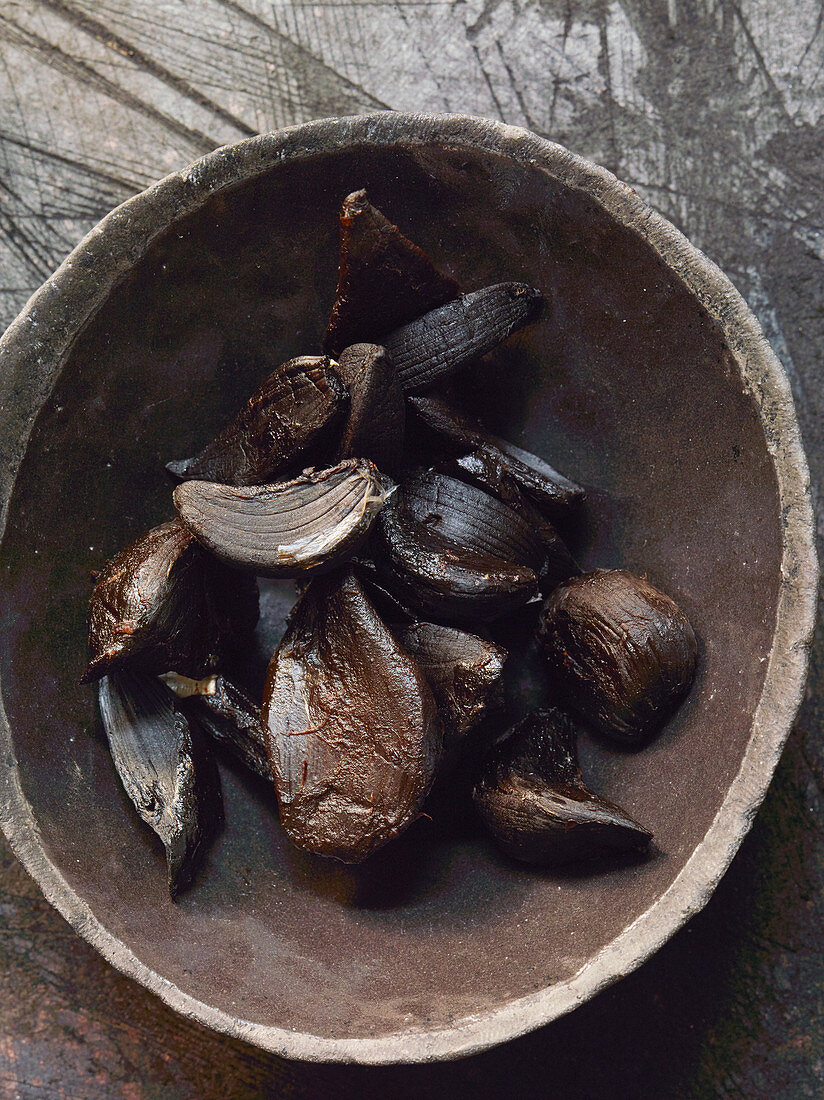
0,114,816,1063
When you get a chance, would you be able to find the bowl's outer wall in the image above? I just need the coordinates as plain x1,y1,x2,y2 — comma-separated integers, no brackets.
0,115,816,1062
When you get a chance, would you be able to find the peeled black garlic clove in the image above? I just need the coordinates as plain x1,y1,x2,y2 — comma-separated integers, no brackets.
324,189,460,356
162,672,270,782
395,620,506,741
409,395,585,519
400,470,579,586
173,458,389,577
373,494,539,622
262,569,443,863
334,343,405,475
99,671,223,896
473,708,652,865
166,356,347,486
384,283,544,395
539,569,698,745
83,519,257,684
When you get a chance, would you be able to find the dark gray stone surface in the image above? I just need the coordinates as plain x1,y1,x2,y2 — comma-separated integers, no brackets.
0,1,821,1095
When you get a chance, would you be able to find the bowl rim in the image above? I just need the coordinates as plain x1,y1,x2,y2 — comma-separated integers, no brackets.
0,112,817,1064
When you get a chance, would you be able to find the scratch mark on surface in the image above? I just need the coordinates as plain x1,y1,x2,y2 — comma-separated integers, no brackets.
37,0,258,136
0,129,143,194
470,43,504,120
495,38,537,131
211,0,391,109
391,0,452,109
597,4,619,173
798,0,824,64
466,0,506,39
726,0,792,119
0,13,219,154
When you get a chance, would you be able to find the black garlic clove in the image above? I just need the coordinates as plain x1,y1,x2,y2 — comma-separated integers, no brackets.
166,356,347,485
262,569,443,863
384,283,544,395
409,395,585,519
400,470,578,586
162,672,270,782
83,519,257,684
539,569,698,745
173,458,389,578
373,494,539,623
99,671,223,896
323,189,460,356
334,343,405,475
473,708,652,865
394,620,506,742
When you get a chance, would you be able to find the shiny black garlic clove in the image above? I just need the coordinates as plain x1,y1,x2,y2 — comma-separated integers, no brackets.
539,569,698,745
324,189,461,356
373,490,540,623
473,708,652,865
395,620,507,744
262,569,443,863
334,343,405,475
166,355,347,486
400,470,579,587
83,519,258,684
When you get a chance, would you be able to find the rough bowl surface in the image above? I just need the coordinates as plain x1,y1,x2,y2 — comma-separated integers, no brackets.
0,114,816,1064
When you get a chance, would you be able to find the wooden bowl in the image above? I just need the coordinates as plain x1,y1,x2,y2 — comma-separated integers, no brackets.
0,114,816,1063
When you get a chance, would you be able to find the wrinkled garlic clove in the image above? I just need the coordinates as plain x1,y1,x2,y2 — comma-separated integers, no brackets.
324,189,460,356
82,520,257,684
539,569,698,745
384,283,544,395
473,708,652,865
394,620,506,742
99,671,223,897
166,356,347,486
173,458,389,578
262,569,442,863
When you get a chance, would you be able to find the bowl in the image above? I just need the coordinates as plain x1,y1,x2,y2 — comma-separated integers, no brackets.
0,113,816,1063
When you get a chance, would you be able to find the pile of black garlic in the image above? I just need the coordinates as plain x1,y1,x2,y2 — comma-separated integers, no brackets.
84,190,698,897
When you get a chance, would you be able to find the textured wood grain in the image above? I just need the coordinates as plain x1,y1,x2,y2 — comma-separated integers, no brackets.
0,0,822,1095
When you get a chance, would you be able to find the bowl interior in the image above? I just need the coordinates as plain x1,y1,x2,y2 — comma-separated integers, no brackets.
0,140,782,1042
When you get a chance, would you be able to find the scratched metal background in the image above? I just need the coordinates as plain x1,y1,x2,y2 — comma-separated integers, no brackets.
0,1,822,1096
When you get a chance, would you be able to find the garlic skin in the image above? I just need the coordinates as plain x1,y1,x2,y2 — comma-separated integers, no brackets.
539,569,698,745
408,394,585,520
173,459,388,578
384,282,544,394
99,671,223,897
